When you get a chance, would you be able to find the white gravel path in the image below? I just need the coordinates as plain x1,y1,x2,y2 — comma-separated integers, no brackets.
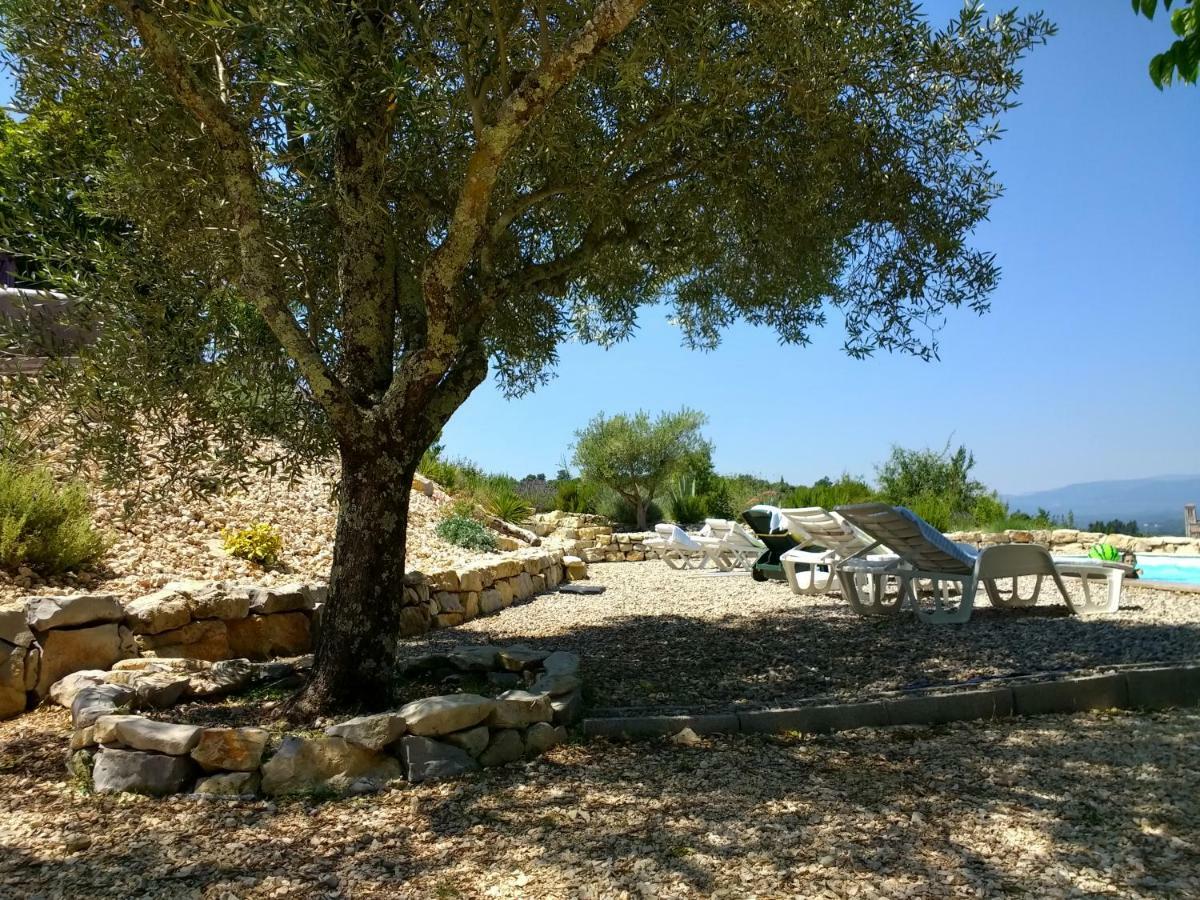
404,563,1200,712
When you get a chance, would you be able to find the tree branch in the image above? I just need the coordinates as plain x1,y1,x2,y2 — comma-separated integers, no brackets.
116,0,360,433
419,0,649,354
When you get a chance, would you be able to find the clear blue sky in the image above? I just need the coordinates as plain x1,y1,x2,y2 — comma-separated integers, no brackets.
3,2,1197,494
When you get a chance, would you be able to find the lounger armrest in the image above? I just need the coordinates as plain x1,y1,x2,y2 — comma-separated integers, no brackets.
781,547,837,565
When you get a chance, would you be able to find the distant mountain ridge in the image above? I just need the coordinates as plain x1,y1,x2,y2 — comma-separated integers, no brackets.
1002,474,1200,536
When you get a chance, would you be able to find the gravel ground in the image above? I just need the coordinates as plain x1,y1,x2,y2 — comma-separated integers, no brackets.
1,705,1197,898
403,563,1200,713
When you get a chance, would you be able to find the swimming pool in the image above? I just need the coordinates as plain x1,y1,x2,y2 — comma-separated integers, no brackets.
1058,553,1200,587
1135,554,1200,586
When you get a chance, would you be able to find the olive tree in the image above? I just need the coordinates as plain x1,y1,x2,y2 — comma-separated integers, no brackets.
573,408,709,529
0,0,1052,715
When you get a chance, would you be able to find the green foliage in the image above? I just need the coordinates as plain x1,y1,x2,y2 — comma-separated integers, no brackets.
514,475,555,513
0,0,1054,496
0,459,107,574
720,474,794,514
701,478,737,520
598,491,664,529
666,476,708,524
436,515,497,552
554,479,599,514
1088,518,1141,536
221,522,283,567
573,408,712,529
783,475,878,511
1132,0,1199,86
483,488,533,526
876,444,990,531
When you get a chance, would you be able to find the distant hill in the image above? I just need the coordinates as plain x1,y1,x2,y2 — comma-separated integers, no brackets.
1002,475,1200,536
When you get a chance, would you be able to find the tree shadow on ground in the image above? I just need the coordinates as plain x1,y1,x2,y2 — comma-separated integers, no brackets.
403,588,1200,713
3,708,1198,897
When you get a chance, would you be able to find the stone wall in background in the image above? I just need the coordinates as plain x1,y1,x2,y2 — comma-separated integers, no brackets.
63,644,582,797
0,547,578,720
532,512,663,564
946,529,1200,557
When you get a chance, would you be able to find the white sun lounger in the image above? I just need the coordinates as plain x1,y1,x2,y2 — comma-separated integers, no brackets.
777,506,886,597
645,524,708,570
695,519,766,571
833,503,1124,624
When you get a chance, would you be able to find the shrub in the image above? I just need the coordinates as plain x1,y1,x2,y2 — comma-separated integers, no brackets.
221,522,283,566
783,475,877,511
484,488,533,525
515,475,555,512
436,514,497,551
0,459,108,574
702,478,737,520
554,479,599,514
666,476,707,524
598,490,663,528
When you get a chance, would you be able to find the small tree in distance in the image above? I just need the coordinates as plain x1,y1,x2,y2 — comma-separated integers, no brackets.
0,0,1053,716
574,409,710,530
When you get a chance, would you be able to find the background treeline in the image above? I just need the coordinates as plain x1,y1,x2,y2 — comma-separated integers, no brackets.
419,418,1077,533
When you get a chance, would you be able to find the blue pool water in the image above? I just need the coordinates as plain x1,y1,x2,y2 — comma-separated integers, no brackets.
1136,555,1200,586
1059,554,1200,586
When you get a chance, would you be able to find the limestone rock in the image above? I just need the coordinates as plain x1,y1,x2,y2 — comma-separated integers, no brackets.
398,606,429,637
0,642,28,719
128,672,191,709
541,651,581,677
191,727,269,772
97,715,202,755
93,748,195,796
185,582,252,621
442,724,490,758
194,771,260,797
25,593,124,631
479,589,504,614
486,671,522,690
71,683,134,728
400,735,479,783
187,658,255,699
551,690,584,726
524,722,567,756
446,646,500,671
248,583,314,615
478,728,524,767
124,585,196,635
136,619,231,662
48,669,110,708
259,735,402,796
530,673,581,698
36,623,134,695
70,725,97,751
325,713,407,751
489,690,553,729
0,608,34,646
226,612,311,661
398,693,494,737
497,645,550,672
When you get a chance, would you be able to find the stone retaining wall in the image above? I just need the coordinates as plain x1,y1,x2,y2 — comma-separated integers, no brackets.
0,547,579,720
946,529,1200,557
64,645,582,797
531,512,664,564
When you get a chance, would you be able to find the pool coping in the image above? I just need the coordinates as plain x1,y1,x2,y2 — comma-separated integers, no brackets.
1137,579,1200,594
581,660,1200,739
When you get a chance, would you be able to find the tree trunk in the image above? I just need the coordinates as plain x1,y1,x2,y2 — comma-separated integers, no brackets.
288,438,419,718
636,500,648,531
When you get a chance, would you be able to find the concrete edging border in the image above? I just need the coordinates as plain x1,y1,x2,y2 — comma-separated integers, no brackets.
581,663,1200,740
